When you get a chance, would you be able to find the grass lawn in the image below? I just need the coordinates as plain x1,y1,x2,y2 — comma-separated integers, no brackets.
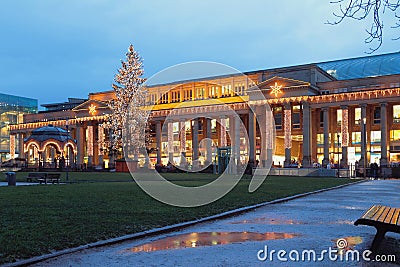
0,172,360,264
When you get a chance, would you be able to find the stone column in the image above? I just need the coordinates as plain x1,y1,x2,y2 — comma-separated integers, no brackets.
302,102,312,167
76,124,84,169
18,133,24,158
265,108,274,168
359,104,367,169
234,115,241,173
380,102,388,167
322,107,330,167
284,103,292,167
205,118,212,164
257,106,267,167
156,121,162,165
192,119,199,169
179,120,186,167
167,122,174,163
340,106,349,168
248,109,256,165
219,117,227,147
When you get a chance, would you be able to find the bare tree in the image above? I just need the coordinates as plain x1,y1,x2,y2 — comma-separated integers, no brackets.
328,0,400,53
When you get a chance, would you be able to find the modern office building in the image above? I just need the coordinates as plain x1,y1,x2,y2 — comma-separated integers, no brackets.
0,93,37,161
8,52,400,173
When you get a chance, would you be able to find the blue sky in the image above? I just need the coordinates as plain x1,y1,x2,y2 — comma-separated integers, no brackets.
0,0,399,107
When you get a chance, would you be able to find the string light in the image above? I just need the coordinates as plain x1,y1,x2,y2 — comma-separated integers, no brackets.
87,126,94,157
98,124,104,156
168,122,174,154
284,109,292,149
180,121,186,153
10,135,15,159
341,108,349,147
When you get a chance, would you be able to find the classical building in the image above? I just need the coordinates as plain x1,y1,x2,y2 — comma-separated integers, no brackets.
9,52,400,172
0,93,37,161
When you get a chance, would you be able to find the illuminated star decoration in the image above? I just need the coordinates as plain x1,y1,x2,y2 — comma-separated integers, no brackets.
270,82,283,97
89,104,97,115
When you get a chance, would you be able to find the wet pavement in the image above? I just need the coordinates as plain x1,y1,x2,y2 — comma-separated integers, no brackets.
0,182,39,186
33,180,400,266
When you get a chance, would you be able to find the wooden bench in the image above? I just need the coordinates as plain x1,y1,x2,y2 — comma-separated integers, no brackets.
38,173,61,184
26,172,47,182
354,205,400,252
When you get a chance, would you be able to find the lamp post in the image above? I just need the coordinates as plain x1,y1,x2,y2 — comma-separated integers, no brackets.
66,118,69,182
362,117,367,179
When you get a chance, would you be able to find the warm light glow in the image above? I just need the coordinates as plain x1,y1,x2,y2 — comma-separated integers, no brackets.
270,82,283,97
89,104,97,115
341,108,349,147
87,126,94,157
284,109,291,149
10,135,15,159
363,117,367,124
266,110,274,149
98,124,104,156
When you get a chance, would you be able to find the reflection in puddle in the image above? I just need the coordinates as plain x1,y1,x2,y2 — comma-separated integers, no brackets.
332,236,363,251
125,232,300,253
229,217,303,225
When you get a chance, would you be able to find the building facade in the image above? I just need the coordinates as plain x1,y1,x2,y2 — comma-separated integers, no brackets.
9,52,400,172
0,93,37,161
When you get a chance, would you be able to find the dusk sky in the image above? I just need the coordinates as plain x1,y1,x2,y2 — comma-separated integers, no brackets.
1,0,399,107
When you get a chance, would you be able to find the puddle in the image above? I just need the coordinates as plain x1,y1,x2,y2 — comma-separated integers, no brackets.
332,236,363,251
229,217,304,225
124,232,300,253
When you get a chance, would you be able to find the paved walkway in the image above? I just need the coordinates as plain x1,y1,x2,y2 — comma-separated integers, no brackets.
34,180,400,266
0,182,38,186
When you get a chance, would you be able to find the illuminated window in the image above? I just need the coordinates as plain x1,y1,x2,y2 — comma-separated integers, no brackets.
352,132,361,145
334,133,342,146
170,90,180,103
209,86,219,98
234,83,245,96
337,109,342,126
317,134,324,145
211,119,217,133
159,93,168,104
196,88,205,100
371,131,381,143
221,85,232,97
183,89,192,101
390,130,400,141
393,105,400,123
354,108,361,125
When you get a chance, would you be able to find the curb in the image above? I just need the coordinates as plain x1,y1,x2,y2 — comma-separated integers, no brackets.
3,179,368,267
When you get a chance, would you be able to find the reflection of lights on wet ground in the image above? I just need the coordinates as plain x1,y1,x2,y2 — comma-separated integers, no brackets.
229,217,303,225
123,232,300,253
332,236,363,253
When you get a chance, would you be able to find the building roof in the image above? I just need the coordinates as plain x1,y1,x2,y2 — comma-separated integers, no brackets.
24,124,73,143
317,51,400,80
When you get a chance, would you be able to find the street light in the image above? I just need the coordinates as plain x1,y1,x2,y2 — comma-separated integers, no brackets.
362,117,367,179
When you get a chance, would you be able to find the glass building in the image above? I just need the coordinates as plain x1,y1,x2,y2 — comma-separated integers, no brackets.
0,93,37,161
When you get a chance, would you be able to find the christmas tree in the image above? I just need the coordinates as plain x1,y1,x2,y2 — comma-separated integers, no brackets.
108,44,149,159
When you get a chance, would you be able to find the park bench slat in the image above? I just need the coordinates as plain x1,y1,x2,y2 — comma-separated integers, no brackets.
384,208,395,224
362,205,381,220
376,207,391,223
370,206,386,221
390,209,400,225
